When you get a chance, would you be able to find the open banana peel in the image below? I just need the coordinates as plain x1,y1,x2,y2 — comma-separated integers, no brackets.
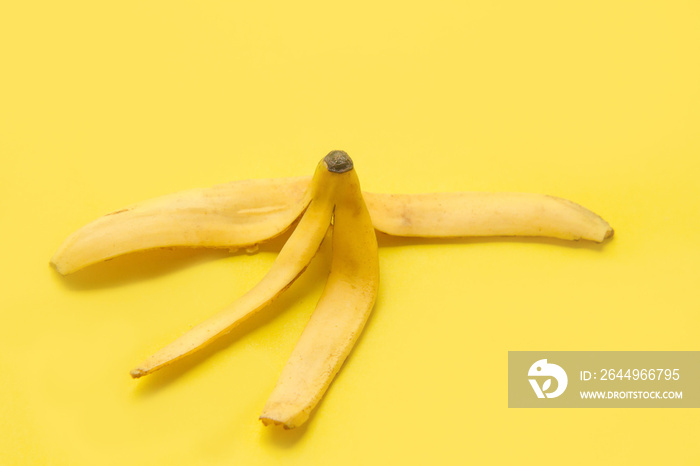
51,151,612,429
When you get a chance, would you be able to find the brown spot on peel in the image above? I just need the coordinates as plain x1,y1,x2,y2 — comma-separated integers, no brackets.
106,208,130,216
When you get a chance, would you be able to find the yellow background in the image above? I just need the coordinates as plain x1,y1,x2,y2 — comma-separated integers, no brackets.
1,1,699,464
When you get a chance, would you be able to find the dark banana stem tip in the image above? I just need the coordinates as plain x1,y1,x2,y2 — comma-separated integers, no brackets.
324,150,354,173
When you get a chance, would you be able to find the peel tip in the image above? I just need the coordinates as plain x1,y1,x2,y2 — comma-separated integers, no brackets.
259,416,295,429
49,258,65,275
129,368,146,379
50,255,82,275
605,227,615,240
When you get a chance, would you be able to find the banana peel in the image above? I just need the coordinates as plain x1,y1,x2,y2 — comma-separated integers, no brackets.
51,151,613,429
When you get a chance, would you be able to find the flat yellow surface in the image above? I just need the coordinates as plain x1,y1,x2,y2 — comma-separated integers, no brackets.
2,1,699,464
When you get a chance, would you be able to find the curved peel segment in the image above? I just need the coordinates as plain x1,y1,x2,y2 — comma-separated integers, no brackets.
260,167,379,429
129,169,334,378
364,191,613,242
51,176,311,275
